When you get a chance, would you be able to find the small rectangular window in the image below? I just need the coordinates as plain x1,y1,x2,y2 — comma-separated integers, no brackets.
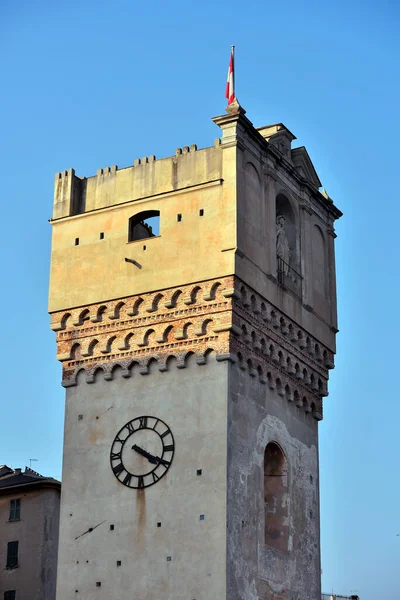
6,541,18,569
4,591,16,600
9,499,20,521
75,238,79,246
100,232,104,239
177,214,182,222
199,209,204,216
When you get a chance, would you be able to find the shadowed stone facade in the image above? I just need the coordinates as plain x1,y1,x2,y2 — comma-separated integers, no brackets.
49,102,341,599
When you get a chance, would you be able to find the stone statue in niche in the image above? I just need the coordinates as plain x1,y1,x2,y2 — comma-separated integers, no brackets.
276,215,291,276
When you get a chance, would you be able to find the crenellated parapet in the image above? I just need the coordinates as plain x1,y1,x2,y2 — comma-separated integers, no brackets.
52,143,222,220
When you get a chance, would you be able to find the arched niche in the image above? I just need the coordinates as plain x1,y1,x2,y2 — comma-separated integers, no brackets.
275,193,299,272
264,442,289,552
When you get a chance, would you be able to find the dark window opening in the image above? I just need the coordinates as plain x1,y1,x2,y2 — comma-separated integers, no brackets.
9,499,20,522
128,211,160,242
6,541,18,569
177,213,182,222
100,232,104,239
75,238,79,246
4,591,16,600
110,524,114,531
199,209,204,216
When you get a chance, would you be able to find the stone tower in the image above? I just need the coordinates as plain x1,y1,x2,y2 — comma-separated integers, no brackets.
49,102,341,600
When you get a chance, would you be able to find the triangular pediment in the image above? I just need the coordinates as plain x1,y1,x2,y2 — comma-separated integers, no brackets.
291,146,321,189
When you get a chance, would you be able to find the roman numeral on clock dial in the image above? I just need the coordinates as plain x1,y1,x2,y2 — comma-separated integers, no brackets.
113,463,124,477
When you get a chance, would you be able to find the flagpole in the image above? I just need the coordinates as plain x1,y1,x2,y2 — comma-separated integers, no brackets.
231,45,235,101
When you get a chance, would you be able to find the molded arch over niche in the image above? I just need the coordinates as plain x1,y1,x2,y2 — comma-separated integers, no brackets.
244,161,263,214
275,192,299,271
245,161,262,187
311,224,327,296
128,210,160,242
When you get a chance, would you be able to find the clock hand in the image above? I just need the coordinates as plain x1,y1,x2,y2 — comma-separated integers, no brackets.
132,444,159,465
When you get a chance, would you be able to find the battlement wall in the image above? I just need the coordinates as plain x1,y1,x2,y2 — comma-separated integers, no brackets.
53,143,222,220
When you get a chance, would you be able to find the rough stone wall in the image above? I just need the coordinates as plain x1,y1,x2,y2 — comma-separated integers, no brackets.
227,365,320,600
0,488,60,600
56,355,228,600
41,489,61,600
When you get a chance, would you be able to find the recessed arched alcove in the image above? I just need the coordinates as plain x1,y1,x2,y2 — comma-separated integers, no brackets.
264,442,289,552
276,194,298,268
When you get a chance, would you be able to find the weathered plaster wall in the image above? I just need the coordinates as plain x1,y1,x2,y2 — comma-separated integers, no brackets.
56,355,228,600
227,364,320,600
0,488,60,600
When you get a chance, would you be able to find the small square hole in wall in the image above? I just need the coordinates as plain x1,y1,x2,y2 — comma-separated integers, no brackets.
96,582,101,587
199,514,205,521
78,414,83,421
143,245,146,251
196,469,202,476
166,556,172,562
157,522,161,528
177,213,182,222
116,560,121,567
110,524,114,531
199,209,204,216
100,232,104,239
75,238,79,246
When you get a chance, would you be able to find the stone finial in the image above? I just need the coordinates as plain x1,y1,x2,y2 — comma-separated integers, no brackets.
225,98,246,115
321,188,333,203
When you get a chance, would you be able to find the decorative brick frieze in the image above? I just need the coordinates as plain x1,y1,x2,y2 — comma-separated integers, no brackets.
50,274,332,420
233,280,334,372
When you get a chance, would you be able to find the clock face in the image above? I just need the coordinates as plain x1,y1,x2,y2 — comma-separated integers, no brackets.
110,416,175,489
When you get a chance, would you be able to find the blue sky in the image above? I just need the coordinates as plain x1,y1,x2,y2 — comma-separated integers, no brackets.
1,1,399,598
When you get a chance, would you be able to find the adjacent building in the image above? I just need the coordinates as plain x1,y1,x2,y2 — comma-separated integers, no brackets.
0,466,61,600
49,101,342,599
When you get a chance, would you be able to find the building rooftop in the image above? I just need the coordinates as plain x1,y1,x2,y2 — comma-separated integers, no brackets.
0,465,61,493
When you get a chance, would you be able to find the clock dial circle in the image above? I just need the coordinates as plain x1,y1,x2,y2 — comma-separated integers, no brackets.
110,416,175,489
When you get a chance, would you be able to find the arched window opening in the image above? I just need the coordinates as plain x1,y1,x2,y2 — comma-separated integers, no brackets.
128,211,160,242
264,442,288,551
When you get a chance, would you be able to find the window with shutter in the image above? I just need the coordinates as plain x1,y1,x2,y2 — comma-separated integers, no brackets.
9,499,21,521
6,541,18,569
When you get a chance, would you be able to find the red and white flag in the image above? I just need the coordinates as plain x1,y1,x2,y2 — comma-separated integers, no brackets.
225,46,235,105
